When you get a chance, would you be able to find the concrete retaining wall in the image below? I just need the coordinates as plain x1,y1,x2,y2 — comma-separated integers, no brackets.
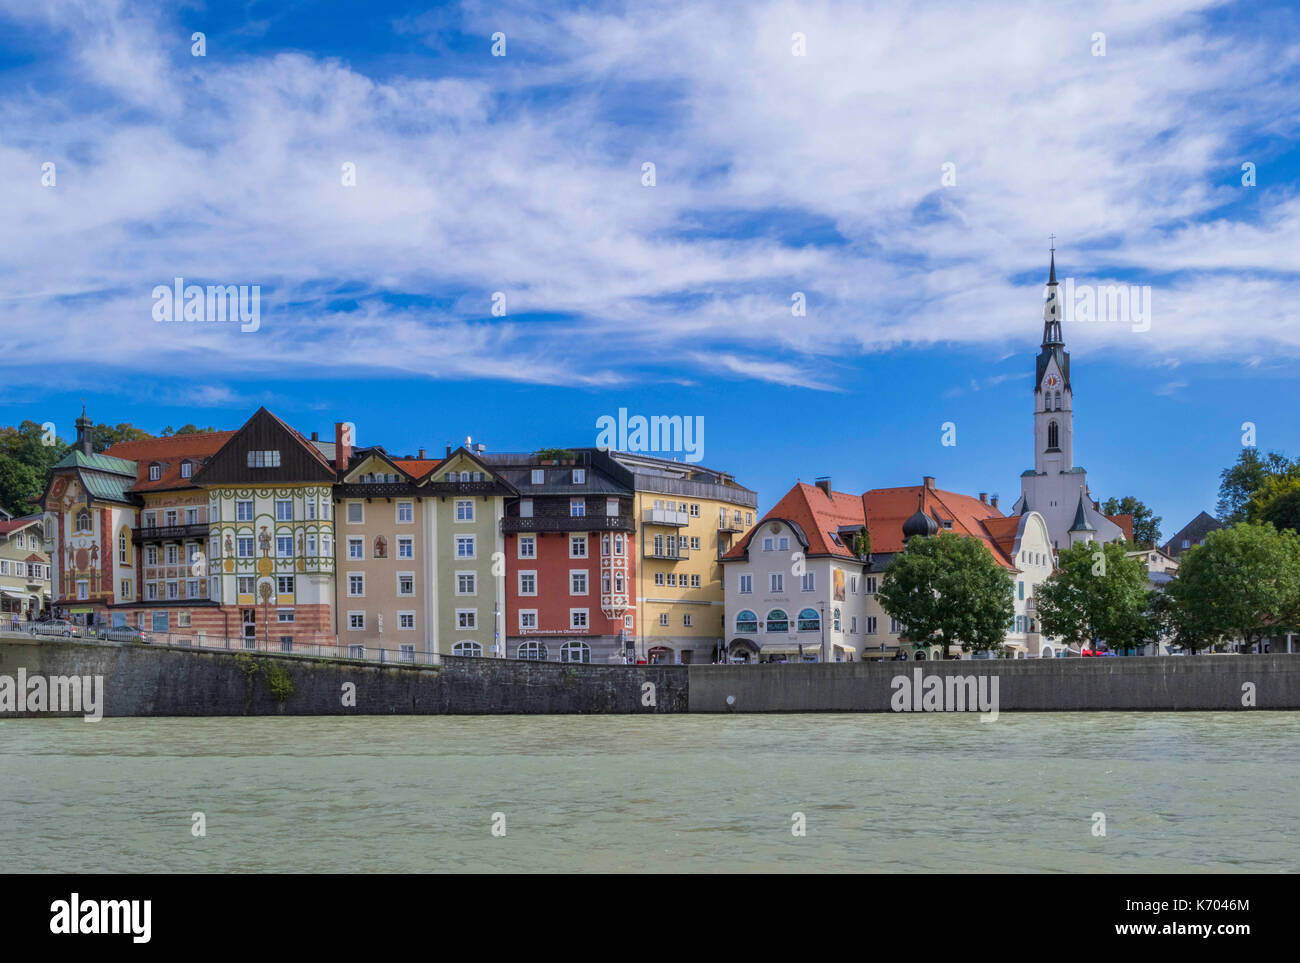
1,636,1297,716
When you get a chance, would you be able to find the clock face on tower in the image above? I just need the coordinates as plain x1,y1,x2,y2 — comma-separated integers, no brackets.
1047,375,1058,388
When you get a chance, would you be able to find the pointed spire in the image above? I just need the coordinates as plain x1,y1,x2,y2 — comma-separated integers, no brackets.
1042,239,1063,346
1049,245,1056,285
1069,493,1096,532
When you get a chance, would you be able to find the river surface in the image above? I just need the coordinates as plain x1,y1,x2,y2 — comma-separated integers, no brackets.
1,713,1296,872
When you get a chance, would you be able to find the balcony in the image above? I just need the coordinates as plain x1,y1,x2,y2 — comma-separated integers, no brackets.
134,524,208,542
647,545,692,561
643,508,689,527
718,518,744,533
502,514,635,534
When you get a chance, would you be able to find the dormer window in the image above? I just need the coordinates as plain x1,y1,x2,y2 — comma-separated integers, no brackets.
531,469,545,484
180,461,192,479
573,468,586,484
247,450,281,468
148,463,162,481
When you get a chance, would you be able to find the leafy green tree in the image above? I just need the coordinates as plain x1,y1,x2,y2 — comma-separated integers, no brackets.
851,528,870,559
1260,490,1300,534
877,532,1014,653
1146,587,1213,654
92,422,152,452
0,454,45,517
0,420,69,475
1101,495,1162,547
1217,449,1297,523
1035,541,1150,650
161,424,217,436
1168,523,1300,653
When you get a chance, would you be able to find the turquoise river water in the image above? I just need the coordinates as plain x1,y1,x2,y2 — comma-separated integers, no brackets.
1,712,1296,872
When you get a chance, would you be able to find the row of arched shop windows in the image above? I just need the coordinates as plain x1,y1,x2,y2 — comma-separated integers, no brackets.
735,608,838,633
449,640,594,662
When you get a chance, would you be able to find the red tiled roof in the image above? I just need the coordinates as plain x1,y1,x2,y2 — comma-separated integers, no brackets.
1108,513,1134,542
393,459,438,480
727,480,1019,570
104,431,236,492
0,517,41,536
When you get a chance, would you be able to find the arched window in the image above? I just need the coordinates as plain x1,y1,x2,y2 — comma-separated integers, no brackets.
735,609,758,633
1053,390,1061,410
517,640,548,661
614,535,624,555
765,608,789,632
560,641,590,663
1047,420,1059,449
452,641,482,657
614,572,624,593
796,608,820,631
75,508,92,533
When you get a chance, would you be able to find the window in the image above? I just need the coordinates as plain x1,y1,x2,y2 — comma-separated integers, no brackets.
867,616,878,634
570,535,587,558
519,610,538,631
739,574,752,594
307,501,317,520
690,574,701,588
520,499,534,518
689,503,700,517
119,531,128,563
797,608,820,631
180,461,193,479
560,640,590,663
659,613,669,626
165,545,178,565
615,572,624,592
762,537,774,551
602,574,612,593
833,608,841,631
1018,581,1025,600
654,572,665,586
145,583,157,601
277,575,294,594
247,450,281,468
348,537,363,559
144,511,156,528
166,581,178,599
518,536,536,559
397,536,413,559
165,509,178,527
519,572,537,595
801,573,815,592
570,498,586,517
396,572,415,596
778,537,790,551
320,501,330,520
237,576,254,595
865,577,877,594
349,612,365,630
347,503,363,524
456,536,475,559
1047,420,1059,449
614,535,624,555
186,507,199,525
149,463,162,481
455,572,475,595
348,574,365,596
770,573,784,592
570,571,588,595
145,545,158,566
518,640,547,660
397,501,413,523
177,612,192,628
236,500,253,522
277,609,295,623
890,618,903,634
119,580,131,599
275,500,292,521
457,609,477,630
453,641,482,657
399,612,415,630
683,614,693,627
570,609,588,629
850,616,858,633
849,576,858,594
765,609,789,632
735,610,758,633
606,499,619,517
531,469,545,485
666,574,677,587
277,535,292,557
456,500,474,521
572,469,586,484
1182,539,1191,549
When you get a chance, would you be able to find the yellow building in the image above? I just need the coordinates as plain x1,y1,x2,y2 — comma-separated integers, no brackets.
584,450,756,663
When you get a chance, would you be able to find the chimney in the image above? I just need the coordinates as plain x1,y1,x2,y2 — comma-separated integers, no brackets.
418,448,426,460
75,407,94,456
923,475,935,490
815,476,832,497
334,422,352,469
979,492,987,504
311,431,319,442
445,444,452,458
990,494,1000,509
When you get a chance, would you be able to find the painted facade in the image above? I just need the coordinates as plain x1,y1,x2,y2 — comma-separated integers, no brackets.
0,512,51,621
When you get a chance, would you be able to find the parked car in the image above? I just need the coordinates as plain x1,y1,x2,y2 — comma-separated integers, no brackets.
100,625,151,644
29,619,80,638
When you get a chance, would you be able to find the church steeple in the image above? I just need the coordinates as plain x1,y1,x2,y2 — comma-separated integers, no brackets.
1042,242,1063,346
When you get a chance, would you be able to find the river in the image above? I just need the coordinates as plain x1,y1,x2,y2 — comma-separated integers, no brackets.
2,712,1295,872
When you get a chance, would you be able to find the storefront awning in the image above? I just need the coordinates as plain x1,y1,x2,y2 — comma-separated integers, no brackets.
759,641,821,655
1,589,27,600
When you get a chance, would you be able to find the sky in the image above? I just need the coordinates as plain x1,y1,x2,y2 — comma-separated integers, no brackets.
2,0,1299,541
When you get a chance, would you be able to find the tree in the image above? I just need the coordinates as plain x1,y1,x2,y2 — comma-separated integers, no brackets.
161,424,217,436
1260,490,1300,534
1035,541,1150,650
1101,495,1162,547
877,532,1014,654
0,454,45,517
851,528,870,559
1217,449,1297,523
92,423,152,452
0,420,69,476
1146,587,1213,654
1167,523,1300,653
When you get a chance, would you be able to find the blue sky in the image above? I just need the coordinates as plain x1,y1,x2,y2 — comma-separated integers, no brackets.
3,0,1299,540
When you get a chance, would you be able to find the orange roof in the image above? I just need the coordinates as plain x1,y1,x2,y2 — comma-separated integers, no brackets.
1108,513,1134,541
728,480,1019,570
104,431,236,492
393,459,438,480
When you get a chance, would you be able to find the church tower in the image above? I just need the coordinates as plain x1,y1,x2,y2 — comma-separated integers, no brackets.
1013,245,1125,550
1033,247,1073,474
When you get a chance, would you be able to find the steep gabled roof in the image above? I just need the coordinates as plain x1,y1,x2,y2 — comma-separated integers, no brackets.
723,483,865,561
105,431,235,493
192,407,335,485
